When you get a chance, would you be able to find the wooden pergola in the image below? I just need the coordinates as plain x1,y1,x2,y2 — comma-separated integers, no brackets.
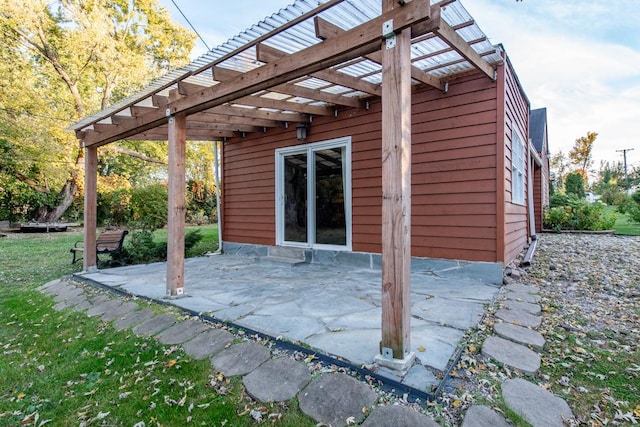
70,0,497,363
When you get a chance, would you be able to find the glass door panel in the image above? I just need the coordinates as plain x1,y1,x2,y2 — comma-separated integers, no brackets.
314,148,346,245
283,153,308,243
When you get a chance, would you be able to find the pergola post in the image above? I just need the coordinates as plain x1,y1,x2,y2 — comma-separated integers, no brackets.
166,107,187,296
83,144,98,271
377,0,414,367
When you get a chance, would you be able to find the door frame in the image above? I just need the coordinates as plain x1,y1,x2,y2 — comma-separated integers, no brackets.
275,136,352,251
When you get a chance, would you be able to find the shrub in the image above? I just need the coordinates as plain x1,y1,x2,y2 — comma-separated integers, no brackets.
129,184,168,231
565,172,585,198
549,192,571,208
123,228,203,265
97,188,132,226
544,196,616,231
601,186,627,206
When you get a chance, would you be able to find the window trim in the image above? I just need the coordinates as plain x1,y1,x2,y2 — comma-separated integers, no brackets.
275,137,352,251
511,126,526,206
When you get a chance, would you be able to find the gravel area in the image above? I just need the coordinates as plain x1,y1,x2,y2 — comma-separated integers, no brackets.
436,233,640,426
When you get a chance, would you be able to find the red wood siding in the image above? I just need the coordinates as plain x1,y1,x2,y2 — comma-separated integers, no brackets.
223,72,500,262
502,60,530,263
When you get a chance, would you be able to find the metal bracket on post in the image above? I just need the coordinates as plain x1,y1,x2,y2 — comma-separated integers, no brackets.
381,346,393,360
383,19,396,50
165,108,171,117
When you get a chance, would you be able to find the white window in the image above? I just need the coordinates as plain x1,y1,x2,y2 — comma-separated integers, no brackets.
511,128,526,205
275,137,352,250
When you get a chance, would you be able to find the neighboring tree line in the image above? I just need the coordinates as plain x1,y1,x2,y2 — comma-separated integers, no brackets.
545,131,640,231
0,0,221,227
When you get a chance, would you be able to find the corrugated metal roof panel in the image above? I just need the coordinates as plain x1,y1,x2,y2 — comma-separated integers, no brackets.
70,0,504,132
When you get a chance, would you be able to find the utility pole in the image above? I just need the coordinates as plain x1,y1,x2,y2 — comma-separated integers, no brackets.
617,148,634,190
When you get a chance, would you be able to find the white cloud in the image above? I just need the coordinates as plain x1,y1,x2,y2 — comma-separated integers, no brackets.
465,0,640,169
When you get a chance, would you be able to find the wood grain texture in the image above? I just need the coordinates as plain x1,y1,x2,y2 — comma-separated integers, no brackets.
83,145,98,270
167,111,187,296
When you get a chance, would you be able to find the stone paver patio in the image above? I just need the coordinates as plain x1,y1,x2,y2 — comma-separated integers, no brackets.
78,253,501,392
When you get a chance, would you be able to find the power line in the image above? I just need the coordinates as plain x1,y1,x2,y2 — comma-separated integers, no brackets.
170,0,211,51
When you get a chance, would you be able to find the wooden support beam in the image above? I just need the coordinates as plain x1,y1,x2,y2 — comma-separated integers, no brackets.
314,14,446,92
178,81,310,122
256,43,382,96
233,95,333,116
83,144,98,270
129,127,235,140
213,66,363,108
84,0,433,146
189,109,281,128
380,0,412,362
130,105,159,117
166,95,187,297
111,115,136,126
433,19,495,80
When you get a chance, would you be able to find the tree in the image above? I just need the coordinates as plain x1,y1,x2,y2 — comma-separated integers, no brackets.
565,172,585,199
0,0,194,222
568,131,598,181
550,150,570,192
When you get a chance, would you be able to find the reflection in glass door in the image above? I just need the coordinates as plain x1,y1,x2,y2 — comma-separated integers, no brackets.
276,138,351,250
314,148,346,246
283,153,307,243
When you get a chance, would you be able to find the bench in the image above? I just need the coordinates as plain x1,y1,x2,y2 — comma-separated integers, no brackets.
71,229,129,266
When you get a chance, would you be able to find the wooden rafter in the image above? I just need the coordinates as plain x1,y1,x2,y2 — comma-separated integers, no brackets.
256,43,382,96
433,20,495,80
82,1,434,146
178,81,310,122
314,14,447,92
213,65,363,108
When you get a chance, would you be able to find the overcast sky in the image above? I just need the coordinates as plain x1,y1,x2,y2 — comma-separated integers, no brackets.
157,0,640,173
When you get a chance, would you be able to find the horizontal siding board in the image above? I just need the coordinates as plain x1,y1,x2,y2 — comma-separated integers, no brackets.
223,70,500,262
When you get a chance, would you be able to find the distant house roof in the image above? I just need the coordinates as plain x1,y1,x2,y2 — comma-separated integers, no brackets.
529,107,547,153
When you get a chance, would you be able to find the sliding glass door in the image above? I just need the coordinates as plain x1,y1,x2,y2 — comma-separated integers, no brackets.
276,137,351,250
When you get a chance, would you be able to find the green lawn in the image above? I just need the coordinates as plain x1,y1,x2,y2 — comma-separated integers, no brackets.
0,225,315,426
604,206,640,235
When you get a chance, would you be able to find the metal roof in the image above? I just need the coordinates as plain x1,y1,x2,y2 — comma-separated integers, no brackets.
70,0,504,142
529,107,547,153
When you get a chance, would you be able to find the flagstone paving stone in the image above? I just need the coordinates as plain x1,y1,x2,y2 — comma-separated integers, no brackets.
495,308,542,328
243,357,311,402
132,313,177,337
298,373,378,427
502,378,574,427
500,299,541,315
86,299,123,317
53,285,84,302
505,291,541,304
101,301,139,321
494,322,545,351
155,319,209,345
482,336,540,376
182,328,235,360
53,294,87,311
113,308,155,331
461,405,511,427
210,341,271,377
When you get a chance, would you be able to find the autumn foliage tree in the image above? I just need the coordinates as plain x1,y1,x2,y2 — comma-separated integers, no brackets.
0,0,194,222
568,131,598,182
